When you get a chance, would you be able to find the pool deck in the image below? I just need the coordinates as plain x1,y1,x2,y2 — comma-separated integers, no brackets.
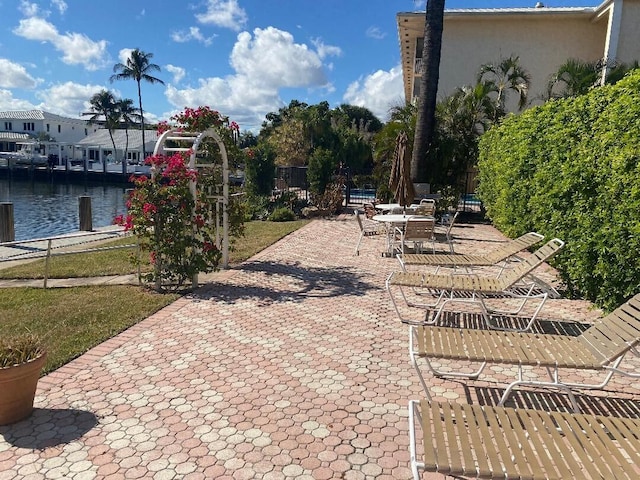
1,214,639,479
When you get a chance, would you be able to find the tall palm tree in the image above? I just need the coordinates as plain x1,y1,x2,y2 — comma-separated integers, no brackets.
110,49,165,159
411,0,446,184
82,90,119,172
114,98,141,174
477,55,531,121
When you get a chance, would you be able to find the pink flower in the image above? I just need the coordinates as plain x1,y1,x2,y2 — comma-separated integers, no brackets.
143,203,157,215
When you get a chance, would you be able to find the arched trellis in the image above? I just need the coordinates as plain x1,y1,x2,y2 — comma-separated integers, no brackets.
153,127,230,284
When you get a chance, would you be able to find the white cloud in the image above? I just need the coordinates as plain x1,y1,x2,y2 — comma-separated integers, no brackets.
117,48,134,65
0,59,41,89
0,89,40,111
311,38,342,60
164,27,335,130
171,26,216,46
343,65,405,122
51,0,67,15
231,27,326,87
36,81,113,118
196,0,247,31
13,17,109,71
19,1,40,17
366,26,386,40
165,64,186,84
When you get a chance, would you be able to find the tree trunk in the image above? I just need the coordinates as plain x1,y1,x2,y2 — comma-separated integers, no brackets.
123,128,129,175
138,81,145,160
411,0,446,183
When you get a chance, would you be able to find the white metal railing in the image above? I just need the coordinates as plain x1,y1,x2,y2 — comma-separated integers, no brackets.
0,229,140,288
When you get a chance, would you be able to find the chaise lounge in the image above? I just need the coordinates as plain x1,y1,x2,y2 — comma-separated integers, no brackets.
397,231,544,271
387,238,565,330
408,399,640,480
409,292,640,412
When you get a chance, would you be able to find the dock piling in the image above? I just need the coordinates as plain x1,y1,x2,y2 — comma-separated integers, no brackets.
0,202,15,243
79,196,93,231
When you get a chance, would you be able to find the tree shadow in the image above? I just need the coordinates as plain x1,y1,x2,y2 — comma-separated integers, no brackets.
425,309,590,335
464,384,640,417
192,260,380,304
0,408,98,449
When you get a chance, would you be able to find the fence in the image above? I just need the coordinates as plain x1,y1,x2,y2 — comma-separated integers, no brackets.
0,229,139,288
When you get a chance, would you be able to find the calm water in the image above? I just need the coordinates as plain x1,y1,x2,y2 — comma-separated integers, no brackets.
0,178,129,241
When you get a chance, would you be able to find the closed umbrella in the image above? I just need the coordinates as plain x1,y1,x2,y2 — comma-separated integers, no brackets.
389,131,415,208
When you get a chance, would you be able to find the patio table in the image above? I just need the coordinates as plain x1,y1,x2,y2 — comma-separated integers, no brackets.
373,214,434,256
374,203,419,214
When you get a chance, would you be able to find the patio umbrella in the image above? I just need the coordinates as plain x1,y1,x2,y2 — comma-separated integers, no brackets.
389,131,415,208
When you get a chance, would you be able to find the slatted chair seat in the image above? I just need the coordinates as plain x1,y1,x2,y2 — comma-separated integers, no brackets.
387,238,565,330
398,231,544,269
408,399,640,480
410,293,640,412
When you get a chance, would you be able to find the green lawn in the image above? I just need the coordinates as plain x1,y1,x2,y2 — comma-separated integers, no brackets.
0,219,310,374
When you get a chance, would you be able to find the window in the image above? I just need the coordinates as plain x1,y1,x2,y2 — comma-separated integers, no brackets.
84,128,88,135
23,122,35,131
4,122,12,131
46,124,50,132
57,125,61,133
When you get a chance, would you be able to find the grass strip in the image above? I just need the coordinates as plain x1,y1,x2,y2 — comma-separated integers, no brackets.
0,219,310,374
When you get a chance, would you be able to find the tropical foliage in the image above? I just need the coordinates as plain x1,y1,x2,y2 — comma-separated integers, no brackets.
110,49,165,158
477,69,640,311
477,55,531,119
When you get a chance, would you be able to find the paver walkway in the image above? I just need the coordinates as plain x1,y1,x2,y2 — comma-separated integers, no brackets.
1,215,639,479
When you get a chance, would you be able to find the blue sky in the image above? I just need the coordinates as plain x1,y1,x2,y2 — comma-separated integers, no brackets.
0,0,600,131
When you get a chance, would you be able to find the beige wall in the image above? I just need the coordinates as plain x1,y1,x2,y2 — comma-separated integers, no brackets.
438,14,608,109
617,0,640,63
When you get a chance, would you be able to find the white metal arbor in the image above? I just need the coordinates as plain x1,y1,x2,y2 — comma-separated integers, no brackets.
153,127,230,281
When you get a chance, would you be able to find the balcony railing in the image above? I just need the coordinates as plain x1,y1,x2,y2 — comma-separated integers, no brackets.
414,57,423,74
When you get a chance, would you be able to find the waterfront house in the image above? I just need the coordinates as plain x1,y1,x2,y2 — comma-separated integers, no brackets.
75,129,158,166
0,110,98,155
398,0,640,109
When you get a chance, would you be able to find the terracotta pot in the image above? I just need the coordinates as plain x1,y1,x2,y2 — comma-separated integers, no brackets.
0,353,46,425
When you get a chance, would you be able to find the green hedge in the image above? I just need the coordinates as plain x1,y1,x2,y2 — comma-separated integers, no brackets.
477,70,640,311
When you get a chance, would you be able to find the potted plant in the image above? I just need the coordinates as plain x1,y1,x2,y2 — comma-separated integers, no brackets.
0,333,46,425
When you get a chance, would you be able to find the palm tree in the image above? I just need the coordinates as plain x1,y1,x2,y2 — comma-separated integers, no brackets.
110,49,165,159
114,98,140,174
82,90,119,172
477,55,531,121
411,0,446,184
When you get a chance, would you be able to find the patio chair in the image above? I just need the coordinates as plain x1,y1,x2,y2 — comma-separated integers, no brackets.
394,217,436,256
362,202,377,219
414,203,435,216
386,238,564,330
409,292,640,412
397,231,545,271
354,210,381,256
408,399,640,480
432,210,460,254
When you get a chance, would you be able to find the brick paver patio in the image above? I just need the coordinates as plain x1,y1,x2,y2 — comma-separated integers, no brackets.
1,214,639,479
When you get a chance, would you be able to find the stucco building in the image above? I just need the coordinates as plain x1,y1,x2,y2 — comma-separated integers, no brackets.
0,110,98,153
398,0,640,109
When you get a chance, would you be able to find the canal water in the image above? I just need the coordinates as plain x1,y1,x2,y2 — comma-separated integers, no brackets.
0,178,129,241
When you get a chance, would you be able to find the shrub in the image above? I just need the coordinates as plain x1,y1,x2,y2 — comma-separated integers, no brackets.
244,144,275,197
477,69,640,311
269,207,296,222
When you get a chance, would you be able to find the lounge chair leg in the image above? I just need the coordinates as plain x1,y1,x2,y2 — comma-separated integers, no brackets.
408,401,425,480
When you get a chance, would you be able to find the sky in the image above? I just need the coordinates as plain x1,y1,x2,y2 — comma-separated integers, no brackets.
0,0,600,132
